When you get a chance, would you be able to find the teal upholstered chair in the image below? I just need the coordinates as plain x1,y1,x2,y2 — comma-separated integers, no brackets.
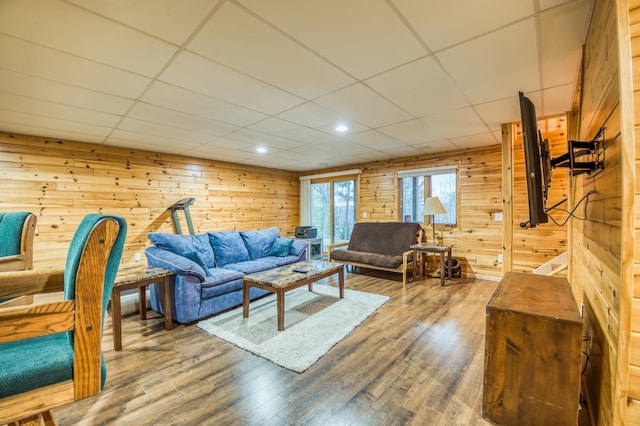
0,214,127,425
0,211,37,273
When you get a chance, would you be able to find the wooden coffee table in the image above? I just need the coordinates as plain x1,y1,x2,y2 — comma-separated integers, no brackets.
242,259,345,331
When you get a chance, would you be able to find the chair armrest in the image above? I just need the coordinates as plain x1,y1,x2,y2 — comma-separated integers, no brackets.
0,269,65,298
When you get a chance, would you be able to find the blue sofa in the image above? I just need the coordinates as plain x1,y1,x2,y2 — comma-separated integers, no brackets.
145,227,307,323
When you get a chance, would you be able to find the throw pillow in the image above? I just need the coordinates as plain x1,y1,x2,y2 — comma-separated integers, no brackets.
180,252,211,276
240,227,280,259
208,231,250,267
269,237,293,257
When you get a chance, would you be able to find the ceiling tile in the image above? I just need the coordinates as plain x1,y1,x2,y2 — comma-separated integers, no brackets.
314,84,412,128
106,129,202,151
436,18,540,104
0,69,134,115
450,132,500,149
540,84,575,116
421,107,490,138
0,121,106,144
377,119,444,145
225,129,303,150
117,117,213,143
128,103,239,137
238,0,426,79
276,102,370,135
0,35,150,99
160,51,305,115
411,140,460,152
366,56,469,117
474,96,522,130
248,118,329,142
0,93,121,127
342,130,408,150
189,2,354,99
142,82,267,127
66,0,216,45
0,0,178,76
393,0,533,51
539,0,591,88
0,110,111,138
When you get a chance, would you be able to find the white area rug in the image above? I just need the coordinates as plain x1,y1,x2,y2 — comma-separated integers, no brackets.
197,285,389,373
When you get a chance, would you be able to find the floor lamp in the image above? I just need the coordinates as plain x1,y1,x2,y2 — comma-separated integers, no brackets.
420,197,447,277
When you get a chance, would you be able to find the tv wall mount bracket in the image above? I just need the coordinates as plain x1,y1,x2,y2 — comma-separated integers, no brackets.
548,126,604,176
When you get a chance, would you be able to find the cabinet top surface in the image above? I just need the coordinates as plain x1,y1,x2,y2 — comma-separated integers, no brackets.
487,272,582,323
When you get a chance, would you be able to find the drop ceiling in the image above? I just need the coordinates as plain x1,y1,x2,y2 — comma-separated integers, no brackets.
0,0,593,171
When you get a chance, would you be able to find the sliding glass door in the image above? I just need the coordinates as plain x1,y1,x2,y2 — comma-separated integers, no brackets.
310,175,357,252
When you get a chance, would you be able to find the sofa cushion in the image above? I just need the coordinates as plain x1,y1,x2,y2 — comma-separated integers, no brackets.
269,237,293,257
330,249,403,269
148,233,215,268
208,231,250,267
240,227,280,260
347,222,421,256
223,259,277,275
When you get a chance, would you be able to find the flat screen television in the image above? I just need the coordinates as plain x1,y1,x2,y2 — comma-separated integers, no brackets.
518,91,549,228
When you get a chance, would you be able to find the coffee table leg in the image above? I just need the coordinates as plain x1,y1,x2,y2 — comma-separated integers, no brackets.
111,288,122,351
243,280,250,318
338,266,344,298
277,289,285,331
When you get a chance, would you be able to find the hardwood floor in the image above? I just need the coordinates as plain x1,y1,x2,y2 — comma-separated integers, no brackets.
53,270,498,425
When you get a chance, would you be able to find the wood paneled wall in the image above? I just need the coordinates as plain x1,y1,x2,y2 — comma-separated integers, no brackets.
0,132,300,270
571,0,636,423
512,116,570,273
308,145,506,279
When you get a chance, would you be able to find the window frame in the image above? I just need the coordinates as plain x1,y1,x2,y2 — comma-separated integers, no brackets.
398,165,459,227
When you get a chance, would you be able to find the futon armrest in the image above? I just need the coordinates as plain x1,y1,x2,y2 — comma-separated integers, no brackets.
327,242,349,262
0,269,65,298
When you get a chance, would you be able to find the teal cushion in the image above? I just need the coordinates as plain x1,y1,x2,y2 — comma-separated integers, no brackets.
0,212,31,257
269,237,293,257
181,251,211,276
208,231,250,267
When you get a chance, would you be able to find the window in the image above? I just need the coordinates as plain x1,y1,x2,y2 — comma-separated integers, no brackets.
399,166,457,226
300,170,360,253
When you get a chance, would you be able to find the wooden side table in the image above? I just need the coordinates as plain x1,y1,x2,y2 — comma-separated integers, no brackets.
111,266,174,351
410,243,453,286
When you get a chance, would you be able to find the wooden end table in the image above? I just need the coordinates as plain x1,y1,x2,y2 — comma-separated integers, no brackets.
411,244,453,286
242,260,345,331
111,266,174,351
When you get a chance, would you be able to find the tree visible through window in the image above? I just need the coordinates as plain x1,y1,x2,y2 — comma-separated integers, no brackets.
400,168,457,226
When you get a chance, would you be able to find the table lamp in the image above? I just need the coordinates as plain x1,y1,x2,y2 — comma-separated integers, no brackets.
420,196,447,244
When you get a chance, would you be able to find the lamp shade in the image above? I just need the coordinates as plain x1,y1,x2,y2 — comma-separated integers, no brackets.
420,197,447,216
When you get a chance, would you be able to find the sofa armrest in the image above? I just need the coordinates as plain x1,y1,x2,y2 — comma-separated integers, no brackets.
145,246,206,282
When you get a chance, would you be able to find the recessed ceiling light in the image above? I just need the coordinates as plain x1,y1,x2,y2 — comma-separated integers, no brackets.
335,124,349,133
256,147,267,154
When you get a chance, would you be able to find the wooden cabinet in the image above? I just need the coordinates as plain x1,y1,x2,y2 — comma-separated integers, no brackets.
483,272,583,425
